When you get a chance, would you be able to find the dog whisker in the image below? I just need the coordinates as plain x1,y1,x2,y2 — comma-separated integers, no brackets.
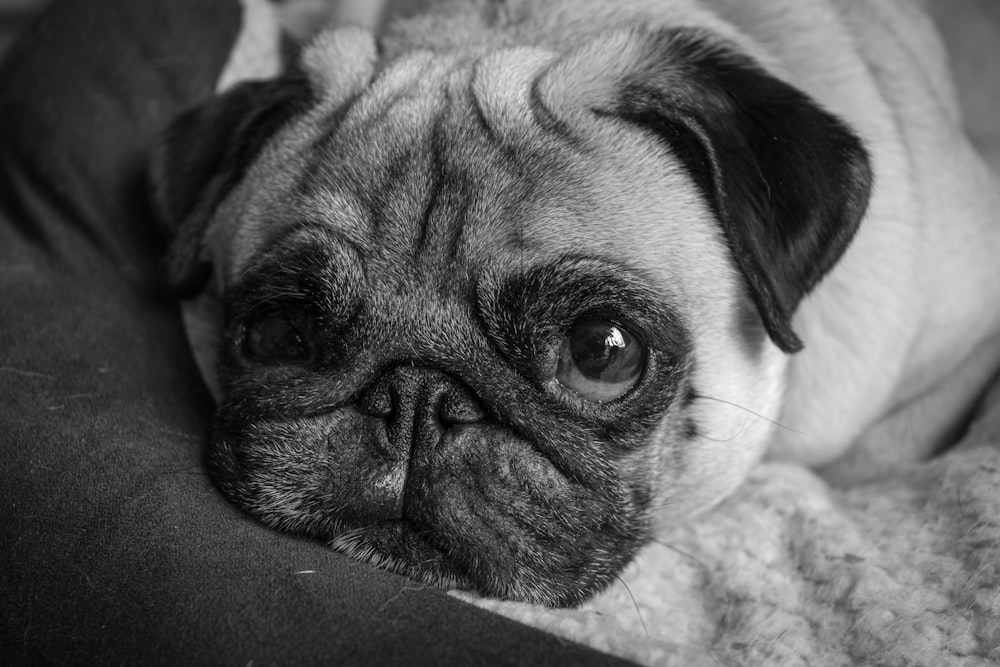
697,413,752,443
648,538,711,577
613,574,649,638
692,393,803,435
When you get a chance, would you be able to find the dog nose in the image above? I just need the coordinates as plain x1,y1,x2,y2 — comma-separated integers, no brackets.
358,364,487,430
355,365,486,522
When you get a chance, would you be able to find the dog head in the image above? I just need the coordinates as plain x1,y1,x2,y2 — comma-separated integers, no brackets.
151,23,870,606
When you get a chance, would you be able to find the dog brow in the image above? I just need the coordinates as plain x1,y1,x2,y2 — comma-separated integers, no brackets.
470,48,559,147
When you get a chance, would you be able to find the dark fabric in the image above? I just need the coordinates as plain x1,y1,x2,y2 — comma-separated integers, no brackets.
0,1,631,664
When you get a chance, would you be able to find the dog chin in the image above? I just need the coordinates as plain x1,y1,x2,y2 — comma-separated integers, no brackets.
208,432,635,607
327,522,474,592
245,507,575,605
325,521,608,607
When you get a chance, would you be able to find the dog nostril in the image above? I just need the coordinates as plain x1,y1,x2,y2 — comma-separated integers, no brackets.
359,378,394,418
359,365,486,425
439,389,487,425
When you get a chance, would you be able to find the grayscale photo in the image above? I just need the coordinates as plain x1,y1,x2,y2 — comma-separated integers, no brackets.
2,1,998,664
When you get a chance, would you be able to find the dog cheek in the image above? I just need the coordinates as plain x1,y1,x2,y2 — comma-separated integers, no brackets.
412,427,650,605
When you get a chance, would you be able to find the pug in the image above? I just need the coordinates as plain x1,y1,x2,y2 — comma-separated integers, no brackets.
151,0,1000,607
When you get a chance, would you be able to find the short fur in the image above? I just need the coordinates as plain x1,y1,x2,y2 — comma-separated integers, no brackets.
152,0,1000,606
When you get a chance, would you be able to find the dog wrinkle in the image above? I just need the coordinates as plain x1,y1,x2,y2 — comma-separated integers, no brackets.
470,47,559,148
300,45,664,289
305,78,546,291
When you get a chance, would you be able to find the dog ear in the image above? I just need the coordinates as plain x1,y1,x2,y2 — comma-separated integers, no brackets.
542,27,873,353
149,75,313,296
623,29,873,353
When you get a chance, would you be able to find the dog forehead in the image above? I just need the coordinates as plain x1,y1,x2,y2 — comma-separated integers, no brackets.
246,51,567,273
314,43,563,157
223,36,734,304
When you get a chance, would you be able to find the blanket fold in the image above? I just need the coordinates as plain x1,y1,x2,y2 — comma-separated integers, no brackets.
469,437,1000,666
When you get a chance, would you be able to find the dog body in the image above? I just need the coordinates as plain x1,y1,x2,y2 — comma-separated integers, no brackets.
730,0,1000,479
157,0,1000,605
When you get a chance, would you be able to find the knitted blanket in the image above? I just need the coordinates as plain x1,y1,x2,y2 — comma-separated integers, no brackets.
464,416,1000,666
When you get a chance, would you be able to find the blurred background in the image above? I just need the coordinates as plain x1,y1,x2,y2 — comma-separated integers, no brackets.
922,0,1000,153
0,0,47,57
0,0,995,152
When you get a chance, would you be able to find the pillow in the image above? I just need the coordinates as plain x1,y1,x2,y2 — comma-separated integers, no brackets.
0,1,626,664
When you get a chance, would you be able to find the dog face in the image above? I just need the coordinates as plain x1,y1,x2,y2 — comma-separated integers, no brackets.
152,24,870,606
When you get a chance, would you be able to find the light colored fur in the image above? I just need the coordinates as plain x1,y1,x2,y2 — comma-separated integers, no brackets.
728,1,1000,479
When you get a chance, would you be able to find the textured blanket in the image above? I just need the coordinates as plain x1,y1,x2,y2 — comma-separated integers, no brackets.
466,421,1000,666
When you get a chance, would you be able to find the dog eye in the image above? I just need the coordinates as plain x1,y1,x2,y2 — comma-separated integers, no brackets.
244,311,311,363
555,319,645,403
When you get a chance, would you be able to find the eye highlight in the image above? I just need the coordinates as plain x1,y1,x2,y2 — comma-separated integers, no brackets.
244,311,312,363
555,319,645,403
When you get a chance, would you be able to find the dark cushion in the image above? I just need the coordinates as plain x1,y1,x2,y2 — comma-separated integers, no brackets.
0,1,631,664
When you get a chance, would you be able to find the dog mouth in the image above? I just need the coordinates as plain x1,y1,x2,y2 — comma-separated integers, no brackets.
211,434,648,607
208,394,653,607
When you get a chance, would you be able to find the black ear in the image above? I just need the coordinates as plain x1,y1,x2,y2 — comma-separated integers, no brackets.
612,28,873,353
148,74,313,295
